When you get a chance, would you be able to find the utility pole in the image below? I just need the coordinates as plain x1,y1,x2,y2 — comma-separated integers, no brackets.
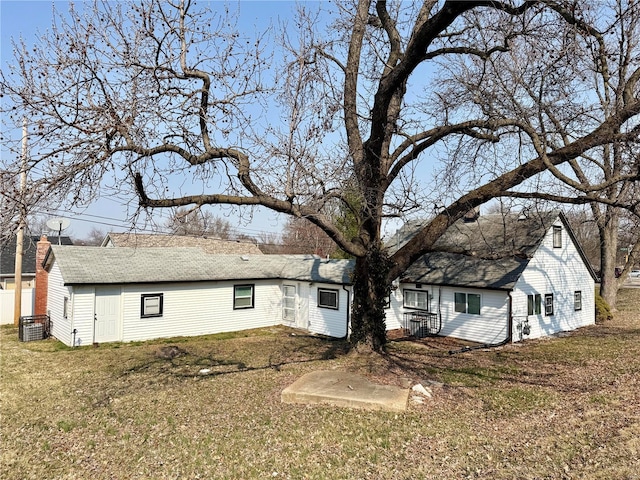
13,118,28,326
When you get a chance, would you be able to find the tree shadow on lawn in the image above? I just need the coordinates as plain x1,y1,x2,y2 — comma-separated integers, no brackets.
380,324,640,395
119,335,351,380
109,317,640,399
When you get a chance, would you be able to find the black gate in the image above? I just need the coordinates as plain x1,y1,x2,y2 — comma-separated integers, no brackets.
403,312,441,338
18,315,50,342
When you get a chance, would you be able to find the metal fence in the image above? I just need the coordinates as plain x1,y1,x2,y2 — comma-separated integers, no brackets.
18,314,50,342
403,311,441,338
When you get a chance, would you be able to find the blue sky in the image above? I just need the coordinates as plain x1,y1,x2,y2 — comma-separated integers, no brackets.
1,1,310,240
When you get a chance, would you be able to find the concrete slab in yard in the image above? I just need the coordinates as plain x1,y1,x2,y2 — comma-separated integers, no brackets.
281,370,409,412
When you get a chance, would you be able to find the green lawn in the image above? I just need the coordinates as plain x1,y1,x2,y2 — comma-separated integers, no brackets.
2,289,639,479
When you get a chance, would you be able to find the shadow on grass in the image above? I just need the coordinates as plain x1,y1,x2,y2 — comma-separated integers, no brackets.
119,337,351,380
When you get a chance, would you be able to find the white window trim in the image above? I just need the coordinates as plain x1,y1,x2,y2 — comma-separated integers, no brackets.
403,289,428,311
454,292,481,315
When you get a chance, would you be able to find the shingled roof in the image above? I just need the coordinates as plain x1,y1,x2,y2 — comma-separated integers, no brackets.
391,211,568,290
0,236,73,277
45,246,353,286
102,232,263,255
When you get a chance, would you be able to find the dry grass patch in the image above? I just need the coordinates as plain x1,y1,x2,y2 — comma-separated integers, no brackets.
2,289,640,479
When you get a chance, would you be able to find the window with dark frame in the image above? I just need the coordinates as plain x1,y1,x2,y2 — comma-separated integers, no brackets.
234,284,255,309
63,296,69,318
141,293,164,318
545,293,554,316
403,289,428,310
574,291,582,311
318,288,339,309
527,294,542,315
454,292,481,315
553,226,562,248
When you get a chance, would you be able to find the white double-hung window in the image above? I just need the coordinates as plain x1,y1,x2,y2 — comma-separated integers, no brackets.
403,290,428,310
234,284,255,309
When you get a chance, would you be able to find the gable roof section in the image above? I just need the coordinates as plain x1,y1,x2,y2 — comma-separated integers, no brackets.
0,236,72,277
101,232,263,255
45,246,353,286
395,211,583,290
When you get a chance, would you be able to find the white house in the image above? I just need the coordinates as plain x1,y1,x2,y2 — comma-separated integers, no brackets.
41,247,353,347
384,211,596,345
38,211,595,348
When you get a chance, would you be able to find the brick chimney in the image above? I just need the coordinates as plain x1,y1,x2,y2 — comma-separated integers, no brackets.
34,235,51,316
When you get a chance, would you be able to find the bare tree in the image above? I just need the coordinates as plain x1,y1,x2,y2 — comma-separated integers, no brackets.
165,207,234,238
281,216,338,257
456,0,640,307
2,0,639,351
73,227,106,246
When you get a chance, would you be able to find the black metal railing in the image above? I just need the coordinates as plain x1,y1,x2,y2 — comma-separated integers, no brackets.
403,311,441,338
18,314,50,342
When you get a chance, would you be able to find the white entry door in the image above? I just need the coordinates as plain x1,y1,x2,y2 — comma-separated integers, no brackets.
94,287,121,343
283,284,296,324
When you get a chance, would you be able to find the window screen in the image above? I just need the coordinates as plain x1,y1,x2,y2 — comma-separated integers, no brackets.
318,288,339,309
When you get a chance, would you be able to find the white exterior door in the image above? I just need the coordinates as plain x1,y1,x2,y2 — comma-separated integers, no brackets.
296,283,309,330
94,287,121,343
283,284,296,324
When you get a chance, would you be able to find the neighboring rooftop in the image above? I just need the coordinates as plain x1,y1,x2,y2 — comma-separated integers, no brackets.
101,232,263,255
45,246,354,286
390,211,564,290
0,235,73,277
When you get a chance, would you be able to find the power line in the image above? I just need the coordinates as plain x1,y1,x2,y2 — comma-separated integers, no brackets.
24,204,285,239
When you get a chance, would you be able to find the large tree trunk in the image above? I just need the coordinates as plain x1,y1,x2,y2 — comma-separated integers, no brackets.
598,208,620,309
349,247,392,352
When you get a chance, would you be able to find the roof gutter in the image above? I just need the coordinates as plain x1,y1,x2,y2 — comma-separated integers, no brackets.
342,284,351,340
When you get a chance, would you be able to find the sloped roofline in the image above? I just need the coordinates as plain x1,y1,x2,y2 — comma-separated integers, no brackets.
556,211,598,282
398,210,596,289
44,246,354,286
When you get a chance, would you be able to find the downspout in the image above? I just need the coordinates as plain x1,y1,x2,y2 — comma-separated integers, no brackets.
449,290,513,355
438,286,442,331
342,284,350,339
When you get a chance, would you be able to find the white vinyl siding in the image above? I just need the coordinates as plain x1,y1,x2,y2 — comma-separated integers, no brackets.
121,281,280,343
384,284,414,331
439,287,508,344
512,220,595,341
308,284,349,338
47,262,73,346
